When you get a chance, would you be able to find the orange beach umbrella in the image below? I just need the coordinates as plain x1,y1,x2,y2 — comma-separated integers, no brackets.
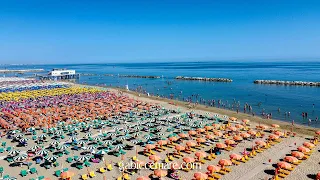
194,172,208,180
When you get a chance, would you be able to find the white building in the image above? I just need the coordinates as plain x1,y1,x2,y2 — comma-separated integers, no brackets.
48,69,76,76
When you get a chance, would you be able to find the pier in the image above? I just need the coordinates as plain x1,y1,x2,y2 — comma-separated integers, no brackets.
175,76,232,82
119,75,160,79
0,69,44,73
254,80,320,87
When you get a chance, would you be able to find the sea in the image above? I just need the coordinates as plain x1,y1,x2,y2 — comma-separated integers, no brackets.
1,61,320,128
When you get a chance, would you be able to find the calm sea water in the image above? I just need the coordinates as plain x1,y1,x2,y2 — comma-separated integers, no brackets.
1,61,320,128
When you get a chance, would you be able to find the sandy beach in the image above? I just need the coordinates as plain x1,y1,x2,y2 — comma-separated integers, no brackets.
0,81,319,180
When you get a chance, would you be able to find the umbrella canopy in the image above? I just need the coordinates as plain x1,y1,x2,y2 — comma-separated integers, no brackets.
316,131,320,135
284,156,299,163
44,155,58,162
195,151,206,158
274,131,284,136
113,144,125,151
213,131,223,137
196,138,206,143
216,143,227,149
36,149,49,156
230,153,242,160
50,140,60,146
168,136,178,142
103,140,114,146
228,127,237,131
145,144,156,150
96,149,108,155
60,171,75,179
240,133,250,138
291,151,304,159
178,133,188,138
76,155,90,162
154,169,167,177
242,119,250,124
255,140,267,146
137,176,150,180
175,145,185,151
194,172,208,180
183,157,195,163
271,124,280,128
303,142,315,149
188,130,197,136
13,153,28,162
8,149,21,156
205,134,215,139
269,134,279,140
149,155,161,162
30,145,41,152
219,159,232,166
233,135,243,141
157,140,167,146
298,146,310,153
186,141,197,147
56,144,69,151
207,165,221,172
235,124,244,129
277,161,292,170
225,139,235,145
248,130,257,135
87,145,96,150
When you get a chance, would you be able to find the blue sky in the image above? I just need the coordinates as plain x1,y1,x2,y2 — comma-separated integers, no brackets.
0,0,320,64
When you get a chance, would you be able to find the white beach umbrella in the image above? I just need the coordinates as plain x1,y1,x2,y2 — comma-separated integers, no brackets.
13,153,27,162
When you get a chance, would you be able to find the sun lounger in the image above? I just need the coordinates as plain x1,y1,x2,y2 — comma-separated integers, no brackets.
232,159,240,165
30,167,37,174
89,171,96,178
218,170,227,175
278,173,287,178
20,170,28,177
279,169,290,175
55,170,61,177
99,167,106,173
107,164,113,171
81,174,88,180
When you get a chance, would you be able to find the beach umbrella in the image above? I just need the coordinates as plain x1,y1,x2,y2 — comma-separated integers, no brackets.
76,155,90,162
269,134,279,140
56,144,69,151
195,151,206,159
77,140,87,146
14,134,24,140
39,134,47,139
225,139,235,145
132,132,142,137
144,135,154,140
3,177,17,180
149,155,161,162
284,156,299,163
137,176,150,180
134,126,142,131
50,140,60,146
277,161,292,170
255,140,267,146
36,149,49,156
87,145,96,150
216,143,227,149
248,130,257,135
157,140,167,146
93,136,103,142
213,131,223,137
316,131,320,135
186,141,197,147
19,138,29,143
219,159,232,166
13,153,27,162
96,149,108,155
233,135,243,141
229,117,237,121
178,133,188,138
175,145,185,152
196,128,205,133
117,136,128,142
207,165,221,173
298,146,310,153
188,130,197,136
242,119,250,124
235,124,244,129
230,153,242,160
156,126,163,131
204,126,213,131
240,133,250,138
113,144,125,151
145,144,156,150
103,140,114,146
291,151,304,159
60,171,75,179
70,136,78,142
30,145,41,152
8,149,21,156
130,140,141,144
274,131,284,136
303,142,315,149
228,126,237,131
183,157,195,163
156,133,165,137
154,169,167,177
271,124,280,128
193,172,208,180
44,155,58,162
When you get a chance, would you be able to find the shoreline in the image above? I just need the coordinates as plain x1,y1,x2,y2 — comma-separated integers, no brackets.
96,85,319,136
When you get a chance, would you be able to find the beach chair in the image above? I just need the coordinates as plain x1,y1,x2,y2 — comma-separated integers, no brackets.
89,171,96,178
107,164,113,171
66,157,73,163
99,167,106,173
84,161,91,167
210,173,221,179
1,142,6,147
278,173,287,178
30,167,37,174
63,168,69,172
169,155,175,161
165,157,170,163
38,176,45,180
55,170,61,177
20,170,28,177
6,157,13,163
232,159,240,165
132,156,137,161
117,176,122,180
0,148,4,153
6,147,12,151
77,165,84,169
218,170,227,175
279,169,290,175
222,167,231,172
81,174,88,180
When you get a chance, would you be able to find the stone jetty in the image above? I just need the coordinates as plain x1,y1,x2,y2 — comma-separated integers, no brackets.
175,76,232,82
119,75,160,79
254,80,320,87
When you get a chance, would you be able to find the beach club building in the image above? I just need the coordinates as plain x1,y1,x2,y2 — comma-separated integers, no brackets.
39,68,80,80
